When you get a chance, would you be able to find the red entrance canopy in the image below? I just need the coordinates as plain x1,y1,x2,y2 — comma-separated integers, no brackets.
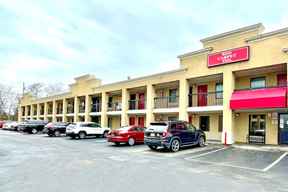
230,87,287,110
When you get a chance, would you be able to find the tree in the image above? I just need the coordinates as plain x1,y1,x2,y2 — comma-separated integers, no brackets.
43,83,65,97
0,84,20,120
25,83,44,98
25,82,65,98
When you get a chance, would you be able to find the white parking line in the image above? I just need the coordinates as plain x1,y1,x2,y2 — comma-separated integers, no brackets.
187,159,263,172
262,152,288,172
184,147,228,160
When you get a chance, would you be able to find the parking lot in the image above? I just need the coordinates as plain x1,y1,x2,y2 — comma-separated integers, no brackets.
1,130,288,192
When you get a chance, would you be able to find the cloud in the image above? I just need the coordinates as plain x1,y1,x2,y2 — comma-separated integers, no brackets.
0,0,287,90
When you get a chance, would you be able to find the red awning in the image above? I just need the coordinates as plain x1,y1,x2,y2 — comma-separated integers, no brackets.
230,87,287,110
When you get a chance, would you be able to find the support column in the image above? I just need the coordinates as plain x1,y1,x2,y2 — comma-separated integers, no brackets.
85,95,91,122
74,97,78,122
179,78,189,121
24,106,28,120
146,84,155,126
62,98,67,122
121,88,128,126
44,102,48,121
30,105,33,119
101,92,108,127
222,71,235,144
52,100,56,122
36,103,40,120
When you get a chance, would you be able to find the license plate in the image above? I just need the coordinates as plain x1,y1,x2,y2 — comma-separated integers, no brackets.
150,133,155,137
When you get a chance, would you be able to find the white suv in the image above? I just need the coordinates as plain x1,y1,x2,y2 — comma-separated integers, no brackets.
66,122,110,139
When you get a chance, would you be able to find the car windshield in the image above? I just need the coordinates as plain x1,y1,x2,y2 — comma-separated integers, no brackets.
147,123,168,132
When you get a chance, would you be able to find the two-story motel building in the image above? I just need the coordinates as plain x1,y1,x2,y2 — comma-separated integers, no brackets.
18,23,288,145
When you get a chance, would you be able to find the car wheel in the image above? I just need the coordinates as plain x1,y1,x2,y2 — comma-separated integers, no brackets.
128,137,135,146
170,139,180,152
31,128,38,134
198,136,205,147
78,132,86,139
102,131,109,138
148,145,158,151
54,130,61,137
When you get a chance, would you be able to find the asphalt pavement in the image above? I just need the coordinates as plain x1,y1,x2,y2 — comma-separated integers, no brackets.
0,130,287,192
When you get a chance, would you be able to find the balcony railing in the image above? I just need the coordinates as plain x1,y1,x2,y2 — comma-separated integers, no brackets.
107,102,122,111
91,103,101,112
79,106,85,113
67,107,74,114
188,91,223,107
154,96,179,108
56,108,63,114
129,99,146,110
235,84,287,91
47,109,53,115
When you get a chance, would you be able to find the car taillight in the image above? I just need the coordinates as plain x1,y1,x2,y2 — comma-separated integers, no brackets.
162,130,170,137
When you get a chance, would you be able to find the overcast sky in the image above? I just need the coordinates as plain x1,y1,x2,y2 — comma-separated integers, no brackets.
0,0,287,90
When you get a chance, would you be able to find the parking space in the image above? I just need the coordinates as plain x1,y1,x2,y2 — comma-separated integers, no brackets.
184,146,288,172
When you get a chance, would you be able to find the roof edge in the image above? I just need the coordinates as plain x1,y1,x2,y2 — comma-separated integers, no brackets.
177,47,213,59
200,23,264,43
94,68,187,89
246,26,288,42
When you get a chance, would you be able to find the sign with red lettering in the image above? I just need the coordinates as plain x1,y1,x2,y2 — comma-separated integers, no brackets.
208,46,249,67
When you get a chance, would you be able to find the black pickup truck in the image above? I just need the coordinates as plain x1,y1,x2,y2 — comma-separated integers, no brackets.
18,120,49,134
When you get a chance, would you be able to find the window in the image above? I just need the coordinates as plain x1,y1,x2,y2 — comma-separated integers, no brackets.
169,89,177,103
186,123,196,132
199,116,210,132
250,77,266,89
218,115,223,132
176,123,186,130
215,83,223,99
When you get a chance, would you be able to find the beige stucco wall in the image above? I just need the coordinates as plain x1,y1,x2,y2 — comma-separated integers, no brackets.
189,113,222,141
235,72,279,89
109,116,121,129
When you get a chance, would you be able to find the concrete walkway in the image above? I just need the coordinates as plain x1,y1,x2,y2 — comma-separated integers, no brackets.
233,144,288,152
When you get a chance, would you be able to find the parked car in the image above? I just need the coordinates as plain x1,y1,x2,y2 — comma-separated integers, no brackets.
3,121,18,131
66,122,110,139
18,120,49,134
0,121,4,129
144,121,206,152
43,122,70,137
107,126,145,146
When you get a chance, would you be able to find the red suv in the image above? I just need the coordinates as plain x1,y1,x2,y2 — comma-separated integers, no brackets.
107,126,145,146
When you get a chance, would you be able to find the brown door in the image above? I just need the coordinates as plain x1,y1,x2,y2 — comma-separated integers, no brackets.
138,93,145,110
277,74,287,87
129,116,136,126
138,116,145,127
198,85,208,106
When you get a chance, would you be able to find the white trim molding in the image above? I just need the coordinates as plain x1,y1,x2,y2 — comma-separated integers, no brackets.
153,108,179,114
127,109,147,115
106,111,122,116
187,105,223,113
89,112,102,116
